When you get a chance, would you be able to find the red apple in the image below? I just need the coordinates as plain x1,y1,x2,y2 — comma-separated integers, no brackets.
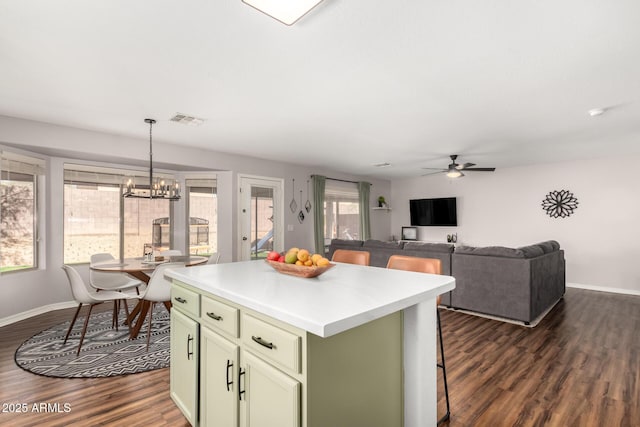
267,251,280,261
277,255,285,263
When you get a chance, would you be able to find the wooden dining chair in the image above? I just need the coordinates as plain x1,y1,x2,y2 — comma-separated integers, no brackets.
331,249,370,266
386,255,450,424
138,262,185,350
62,265,138,355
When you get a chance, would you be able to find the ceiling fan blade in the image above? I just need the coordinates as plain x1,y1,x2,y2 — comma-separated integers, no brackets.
420,167,447,171
421,171,446,176
464,167,496,172
457,162,476,170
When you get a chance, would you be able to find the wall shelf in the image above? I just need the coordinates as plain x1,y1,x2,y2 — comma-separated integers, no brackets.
372,207,392,211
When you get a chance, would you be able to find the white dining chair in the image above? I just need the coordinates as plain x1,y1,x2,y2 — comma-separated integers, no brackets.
62,265,139,355
90,253,145,328
160,249,183,257
139,262,185,350
207,253,221,264
90,253,144,293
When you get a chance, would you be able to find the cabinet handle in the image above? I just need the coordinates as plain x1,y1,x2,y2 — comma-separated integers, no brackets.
226,360,233,391
251,335,274,350
174,296,187,304
206,312,223,321
238,368,245,401
187,334,194,360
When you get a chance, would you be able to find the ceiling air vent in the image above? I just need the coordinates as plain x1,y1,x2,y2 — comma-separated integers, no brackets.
170,113,205,126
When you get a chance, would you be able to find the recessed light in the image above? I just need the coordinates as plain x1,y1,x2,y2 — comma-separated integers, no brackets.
588,108,606,117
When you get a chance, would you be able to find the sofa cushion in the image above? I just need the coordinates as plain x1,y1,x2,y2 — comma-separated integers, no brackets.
517,244,545,258
455,245,526,258
535,240,560,253
330,239,364,247
402,242,454,254
362,239,403,250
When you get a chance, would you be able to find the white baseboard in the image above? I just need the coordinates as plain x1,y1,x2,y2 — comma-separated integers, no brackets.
0,301,77,328
566,282,640,296
441,296,560,328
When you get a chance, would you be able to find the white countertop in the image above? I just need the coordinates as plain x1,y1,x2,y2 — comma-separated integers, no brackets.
165,260,455,338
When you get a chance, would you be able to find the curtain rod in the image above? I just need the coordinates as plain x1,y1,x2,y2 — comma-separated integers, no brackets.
310,175,371,185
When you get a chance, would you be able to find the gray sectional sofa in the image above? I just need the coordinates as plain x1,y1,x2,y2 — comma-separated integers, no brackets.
328,239,565,325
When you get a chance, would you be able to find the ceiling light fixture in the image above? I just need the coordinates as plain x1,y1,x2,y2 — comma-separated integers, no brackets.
123,119,181,201
588,108,606,117
446,167,464,178
242,0,324,25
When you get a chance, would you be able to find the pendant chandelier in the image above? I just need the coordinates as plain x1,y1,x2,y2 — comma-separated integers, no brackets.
123,118,181,201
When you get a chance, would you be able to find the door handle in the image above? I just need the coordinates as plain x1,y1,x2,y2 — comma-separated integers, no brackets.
242,237,248,241
251,335,274,349
238,368,245,401
226,359,233,391
187,334,194,360
206,312,223,321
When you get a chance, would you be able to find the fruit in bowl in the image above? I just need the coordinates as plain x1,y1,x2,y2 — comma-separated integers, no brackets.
265,248,333,277
266,248,330,266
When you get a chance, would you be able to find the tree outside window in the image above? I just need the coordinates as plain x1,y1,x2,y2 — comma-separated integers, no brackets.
1,152,42,273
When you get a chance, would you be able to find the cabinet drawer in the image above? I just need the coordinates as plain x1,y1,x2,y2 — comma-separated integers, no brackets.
171,284,200,319
201,296,239,338
242,313,301,374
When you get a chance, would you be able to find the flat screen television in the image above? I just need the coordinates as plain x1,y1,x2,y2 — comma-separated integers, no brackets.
409,197,457,226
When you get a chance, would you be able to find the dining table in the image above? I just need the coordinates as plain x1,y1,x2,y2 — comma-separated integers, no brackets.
90,256,208,338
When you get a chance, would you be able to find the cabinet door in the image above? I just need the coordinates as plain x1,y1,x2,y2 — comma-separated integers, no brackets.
239,350,301,427
200,327,239,427
170,309,199,426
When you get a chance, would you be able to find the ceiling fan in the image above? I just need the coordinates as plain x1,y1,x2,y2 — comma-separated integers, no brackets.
422,155,496,178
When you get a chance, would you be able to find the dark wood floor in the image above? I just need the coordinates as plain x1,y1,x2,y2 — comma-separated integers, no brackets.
437,287,640,427
0,288,638,426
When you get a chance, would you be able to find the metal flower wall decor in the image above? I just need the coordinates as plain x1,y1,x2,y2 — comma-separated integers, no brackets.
541,190,579,218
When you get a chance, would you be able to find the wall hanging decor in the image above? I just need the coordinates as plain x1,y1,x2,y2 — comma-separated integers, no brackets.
305,180,312,213
298,190,305,223
290,178,297,213
541,189,579,218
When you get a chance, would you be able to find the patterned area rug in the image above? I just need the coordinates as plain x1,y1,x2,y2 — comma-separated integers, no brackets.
14,305,170,378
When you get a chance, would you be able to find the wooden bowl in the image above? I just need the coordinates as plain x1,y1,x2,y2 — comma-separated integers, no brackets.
265,260,335,278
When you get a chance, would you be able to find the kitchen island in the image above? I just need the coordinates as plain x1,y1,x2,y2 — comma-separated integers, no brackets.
165,260,455,427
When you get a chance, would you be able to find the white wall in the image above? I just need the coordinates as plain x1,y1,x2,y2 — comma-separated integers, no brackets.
390,155,640,294
0,116,391,321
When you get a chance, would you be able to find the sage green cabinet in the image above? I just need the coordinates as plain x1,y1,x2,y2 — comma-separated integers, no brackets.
170,280,403,427
239,350,301,427
200,326,239,427
170,308,199,426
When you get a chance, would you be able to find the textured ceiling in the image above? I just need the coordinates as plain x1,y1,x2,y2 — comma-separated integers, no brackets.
1,0,639,178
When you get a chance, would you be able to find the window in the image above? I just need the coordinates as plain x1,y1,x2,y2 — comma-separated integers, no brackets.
186,178,217,256
0,151,44,273
64,164,172,264
324,180,360,243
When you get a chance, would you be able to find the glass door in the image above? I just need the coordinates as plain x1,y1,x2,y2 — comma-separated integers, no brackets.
238,176,283,261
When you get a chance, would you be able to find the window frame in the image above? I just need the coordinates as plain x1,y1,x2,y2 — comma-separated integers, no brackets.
63,163,176,265
323,180,361,244
185,176,218,257
0,151,44,275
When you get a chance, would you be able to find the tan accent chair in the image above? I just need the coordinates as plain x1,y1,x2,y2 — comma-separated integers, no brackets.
331,249,370,266
386,255,450,424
